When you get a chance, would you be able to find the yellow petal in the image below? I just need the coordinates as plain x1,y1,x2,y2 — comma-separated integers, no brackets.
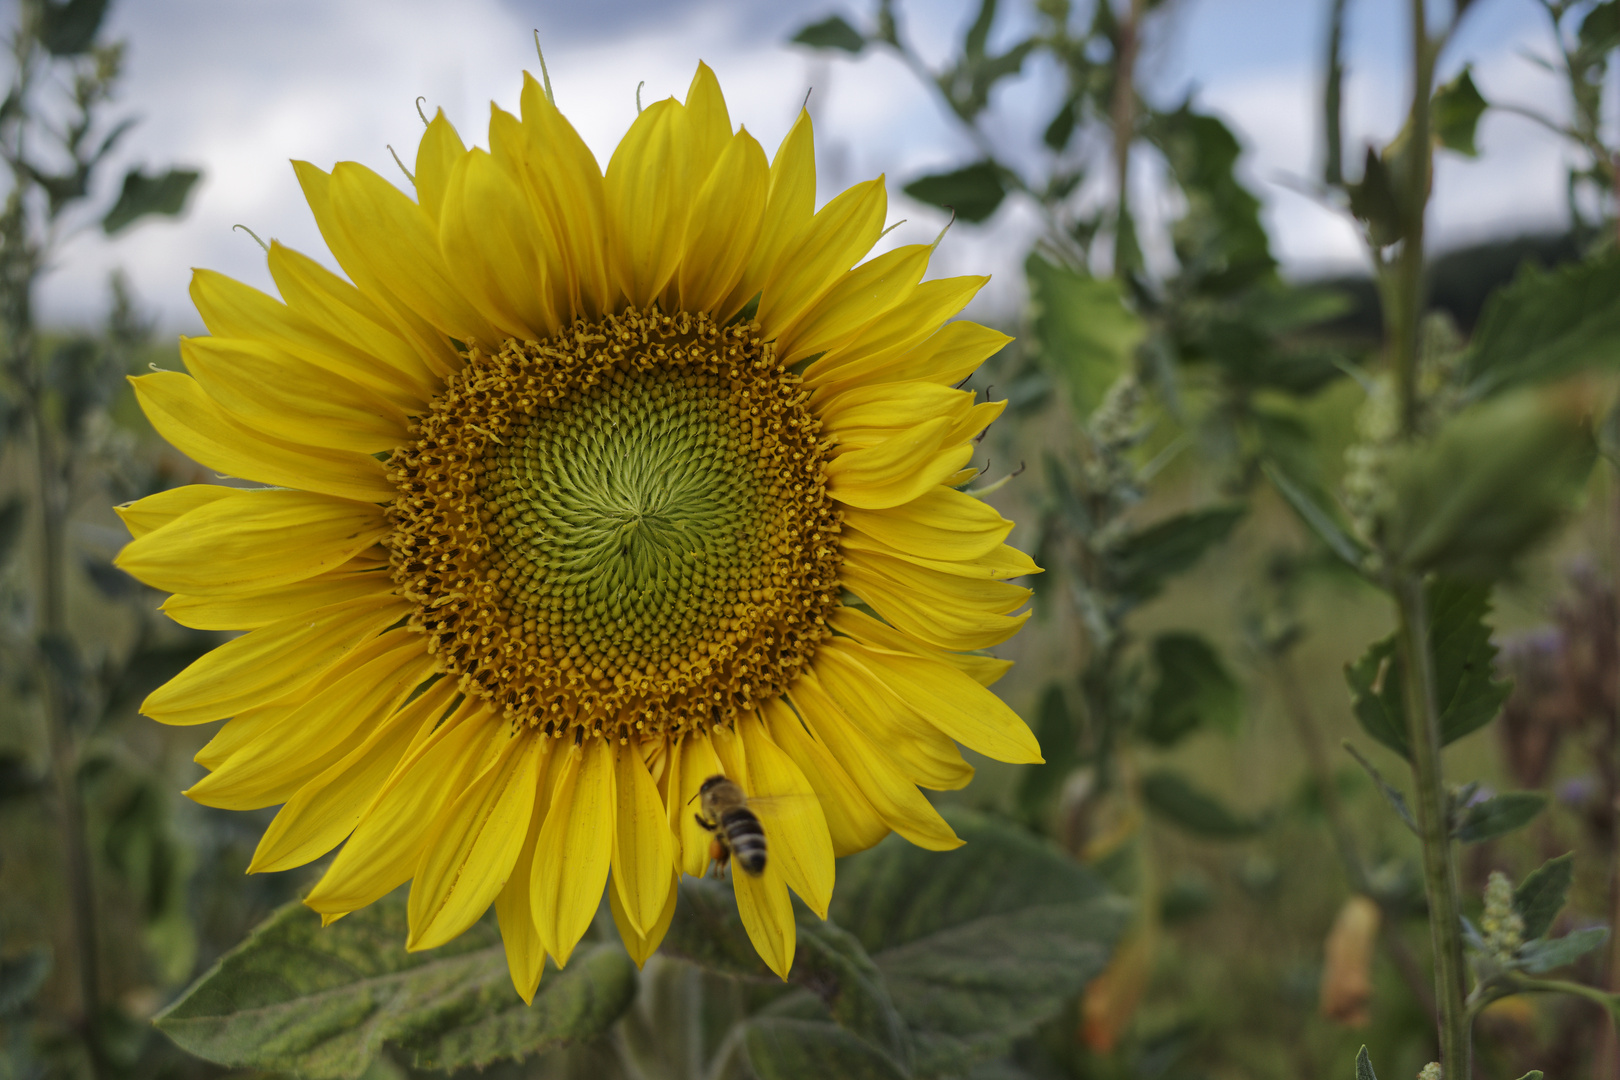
439,146,558,341
846,546,1030,613
190,267,432,411
266,241,446,396
304,699,496,914
841,527,1039,580
532,738,613,967
841,554,1029,652
676,130,767,315
721,110,815,320
408,730,546,951
162,565,392,631
141,593,409,725
787,673,961,851
185,632,436,810
609,868,678,969
195,696,301,770
130,371,393,504
674,733,724,878
803,277,989,389
517,73,612,318
495,778,550,1005
249,676,458,872
292,161,462,378
819,381,974,450
825,417,972,510
823,320,1013,394
605,98,694,308
115,484,240,540
739,719,834,918
831,638,1042,764
761,697,889,857
757,178,887,338
328,162,501,345
488,105,574,327
733,854,795,980
811,646,974,791
610,740,677,936
117,487,388,596
495,739,571,1000
180,336,408,454
830,606,1013,688
839,485,1012,562
414,108,469,225
774,244,931,365
684,61,732,179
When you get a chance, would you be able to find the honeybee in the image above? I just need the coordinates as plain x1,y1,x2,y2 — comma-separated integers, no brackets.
693,774,768,877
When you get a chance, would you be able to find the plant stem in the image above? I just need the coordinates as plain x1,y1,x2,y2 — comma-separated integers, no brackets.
1109,0,1143,277
1395,575,1471,1076
1377,3,1468,1069
1273,655,1439,1023
32,356,102,1053
1322,0,1349,187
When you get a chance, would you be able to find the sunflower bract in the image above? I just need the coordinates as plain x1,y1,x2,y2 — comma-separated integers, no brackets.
113,60,1043,1000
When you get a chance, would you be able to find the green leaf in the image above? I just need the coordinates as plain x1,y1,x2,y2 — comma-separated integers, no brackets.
1432,67,1487,157
1141,769,1264,838
1343,743,1417,834
1382,391,1595,578
0,750,43,806
1343,578,1512,760
1454,791,1546,843
1263,463,1367,568
791,15,866,54
832,808,1127,1077
745,1019,908,1080
663,879,912,1069
1139,633,1242,747
0,947,50,1014
1429,578,1515,746
1147,104,1275,292
1346,148,1403,248
902,161,1005,224
1043,98,1078,151
154,892,636,1079
1516,1072,1546,1080
33,0,108,55
1016,685,1080,823
0,497,27,569
103,168,201,234
1518,926,1609,973
1355,1046,1378,1080
1025,253,1144,418
1515,853,1575,941
1107,505,1245,608
963,0,997,59
1462,251,1620,398
1580,1,1620,56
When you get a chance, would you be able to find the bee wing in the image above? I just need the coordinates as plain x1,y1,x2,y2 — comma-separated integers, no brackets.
744,793,820,814
743,793,823,836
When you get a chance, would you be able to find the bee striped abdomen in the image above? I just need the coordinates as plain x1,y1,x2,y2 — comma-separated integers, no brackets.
721,808,767,875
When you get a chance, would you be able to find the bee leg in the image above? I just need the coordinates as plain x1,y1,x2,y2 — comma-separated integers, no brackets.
709,837,729,879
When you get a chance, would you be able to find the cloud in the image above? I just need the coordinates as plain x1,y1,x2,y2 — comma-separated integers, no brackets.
30,0,1576,332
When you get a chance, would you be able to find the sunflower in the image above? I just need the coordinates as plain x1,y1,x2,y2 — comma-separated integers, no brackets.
115,62,1041,999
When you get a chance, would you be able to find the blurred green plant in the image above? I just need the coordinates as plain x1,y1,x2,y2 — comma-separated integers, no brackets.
0,0,200,1076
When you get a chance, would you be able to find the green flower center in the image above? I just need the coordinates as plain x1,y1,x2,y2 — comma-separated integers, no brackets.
387,308,843,741
482,365,775,676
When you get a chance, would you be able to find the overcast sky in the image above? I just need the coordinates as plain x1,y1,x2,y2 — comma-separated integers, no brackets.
17,0,1577,330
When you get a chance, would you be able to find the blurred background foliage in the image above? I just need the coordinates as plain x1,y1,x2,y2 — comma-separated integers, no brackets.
5,0,1620,1078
